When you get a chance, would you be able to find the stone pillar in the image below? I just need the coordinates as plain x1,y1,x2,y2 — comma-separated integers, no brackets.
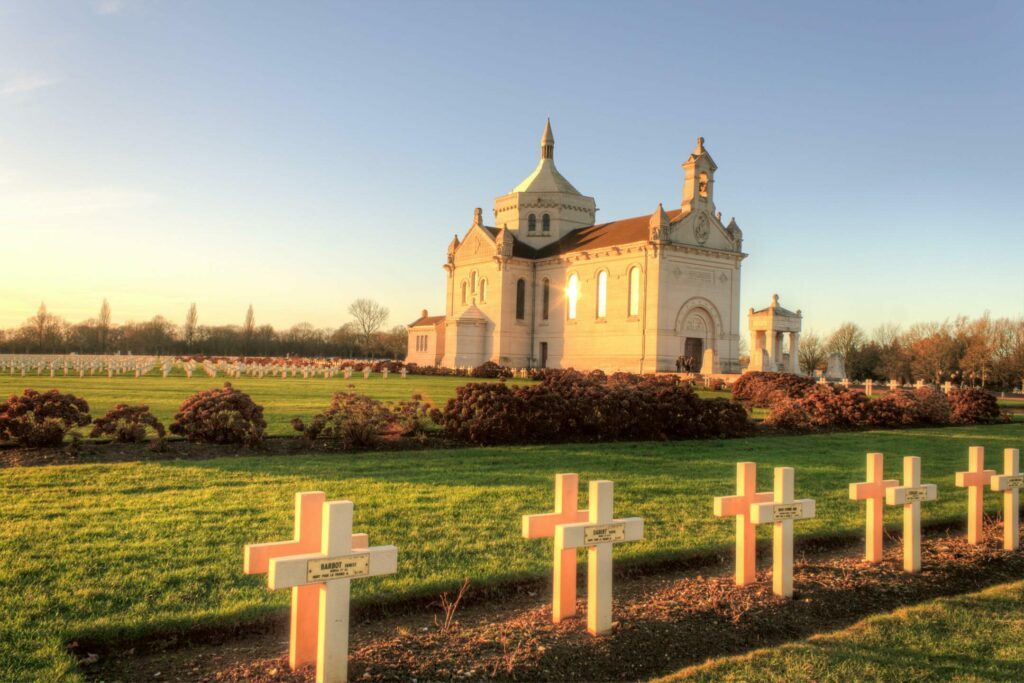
789,332,800,374
765,332,777,371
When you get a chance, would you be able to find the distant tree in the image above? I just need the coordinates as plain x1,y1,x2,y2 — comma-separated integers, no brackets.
348,298,389,355
98,299,111,352
375,325,409,359
798,331,826,375
31,302,48,350
183,303,198,353
242,304,256,354
827,322,865,362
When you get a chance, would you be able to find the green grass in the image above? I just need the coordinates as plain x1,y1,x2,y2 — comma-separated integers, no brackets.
2,422,1022,681
0,372,534,436
659,578,1024,681
0,371,733,436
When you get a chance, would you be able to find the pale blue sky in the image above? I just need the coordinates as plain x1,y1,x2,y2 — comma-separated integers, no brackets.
1,0,1022,338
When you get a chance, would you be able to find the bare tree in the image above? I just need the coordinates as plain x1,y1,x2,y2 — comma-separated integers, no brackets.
32,302,48,350
348,298,389,355
242,304,256,355
183,303,198,353
798,330,826,375
827,322,865,361
98,299,111,352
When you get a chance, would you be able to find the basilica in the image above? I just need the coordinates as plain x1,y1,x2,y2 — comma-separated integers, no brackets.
406,121,746,373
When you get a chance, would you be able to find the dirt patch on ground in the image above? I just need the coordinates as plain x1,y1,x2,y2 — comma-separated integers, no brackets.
82,522,1024,682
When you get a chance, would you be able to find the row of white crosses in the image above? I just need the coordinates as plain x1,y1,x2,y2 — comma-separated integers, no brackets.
244,447,1021,682
713,446,1022,601
0,354,409,381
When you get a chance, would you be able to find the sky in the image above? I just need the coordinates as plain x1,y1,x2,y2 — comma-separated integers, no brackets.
1,0,1022,339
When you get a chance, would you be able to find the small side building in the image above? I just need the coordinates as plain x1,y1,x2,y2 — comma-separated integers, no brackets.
405,310,445,367
747,294,802,374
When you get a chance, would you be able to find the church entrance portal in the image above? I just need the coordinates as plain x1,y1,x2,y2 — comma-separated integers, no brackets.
683,337,703,371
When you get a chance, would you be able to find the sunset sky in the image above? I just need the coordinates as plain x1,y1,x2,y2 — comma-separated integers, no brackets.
1,1,1022,338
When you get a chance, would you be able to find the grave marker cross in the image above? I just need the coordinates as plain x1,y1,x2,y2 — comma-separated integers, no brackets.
247,495,396,683
750,467,816,598
713,462,773,585
522,473,589,623
990,448,1023,551
554,480,643,636
955,446,996,545
885,456,938,572
244,492,369,669
849,453,898,563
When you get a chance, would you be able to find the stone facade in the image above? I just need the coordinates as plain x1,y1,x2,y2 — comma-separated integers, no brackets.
406,122,748,373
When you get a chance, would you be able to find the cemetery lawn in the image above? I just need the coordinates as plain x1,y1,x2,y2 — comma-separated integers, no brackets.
2,421,1021,681
0,371,731,436
661,578,1024,682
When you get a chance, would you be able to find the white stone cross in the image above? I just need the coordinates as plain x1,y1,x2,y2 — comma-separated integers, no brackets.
750,467,816,598
247,494,397,683
522,473,589,622
885,456,938,573
849,453,898,564
713,461,773,586
955,446,996,545
554,480,642,635
990,448,1022,551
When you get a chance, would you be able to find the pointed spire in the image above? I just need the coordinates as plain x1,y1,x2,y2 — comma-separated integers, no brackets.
541,118,554,160
649,202,670,241
473,207,483,227
694,136,705,155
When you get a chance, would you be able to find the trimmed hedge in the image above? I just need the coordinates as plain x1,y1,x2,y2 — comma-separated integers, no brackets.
90,404,165,442
764,383,1007,432
432,370,750,445
731,371,816,407
0,388,91,447
169,383,266,446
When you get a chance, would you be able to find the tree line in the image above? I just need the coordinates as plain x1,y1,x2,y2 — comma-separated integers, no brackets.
0,298,408,359
796,315,1024,389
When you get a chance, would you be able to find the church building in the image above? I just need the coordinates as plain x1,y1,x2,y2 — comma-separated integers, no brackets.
406,121,747,373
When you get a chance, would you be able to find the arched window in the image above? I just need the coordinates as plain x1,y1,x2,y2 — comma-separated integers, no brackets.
542,213,550,232
596,271,607,318
479,278,487,302
470,271,477,294
461,281,467,305
628,266,641,317
515,279,526,320
528,214,537,232
699,172,709,198
567,274,578,320
542,278,550,320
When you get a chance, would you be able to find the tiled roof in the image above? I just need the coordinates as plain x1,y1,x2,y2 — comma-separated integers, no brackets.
408,314,445,327
534,208,684,258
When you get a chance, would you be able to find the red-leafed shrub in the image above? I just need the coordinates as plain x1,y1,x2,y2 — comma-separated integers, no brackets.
864,391,920,427
732,372,816,407
169,383,266,446
914,386,952,425
292,391,432,448
948,387,1005,425
90,404,165,442
0,389,91,447
404,364,467,377
764,385,869,431
433,372,750,445
391,393,434,438
470,361,513,379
